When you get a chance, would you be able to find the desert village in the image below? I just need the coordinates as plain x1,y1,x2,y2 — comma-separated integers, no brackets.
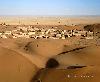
0,25,93,39
0,0,100,82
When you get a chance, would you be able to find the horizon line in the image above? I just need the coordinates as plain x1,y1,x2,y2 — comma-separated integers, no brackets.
0,15,100,17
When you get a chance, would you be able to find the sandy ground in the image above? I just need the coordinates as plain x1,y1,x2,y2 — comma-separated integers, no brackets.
34,45,100,82
0,16,100,25
0,38,100,82
0,17,100,82
0,46,38,82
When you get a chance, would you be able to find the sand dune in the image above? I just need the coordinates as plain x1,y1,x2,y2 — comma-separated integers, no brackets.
30,45,100,82
0,46,38,82
55,45,100,66
33,67,97,82
0,38,100,82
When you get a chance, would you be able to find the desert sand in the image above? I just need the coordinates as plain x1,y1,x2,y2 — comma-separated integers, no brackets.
0,16,100,82
0,16,100,25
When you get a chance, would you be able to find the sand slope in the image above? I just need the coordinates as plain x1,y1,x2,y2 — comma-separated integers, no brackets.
0,38,100,82
31,45,100,82
0,46,38,82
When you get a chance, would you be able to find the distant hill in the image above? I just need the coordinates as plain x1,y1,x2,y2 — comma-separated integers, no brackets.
84,24,100,32
84,24,100,37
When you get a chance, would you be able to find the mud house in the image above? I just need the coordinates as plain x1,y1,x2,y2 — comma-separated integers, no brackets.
0,32,2,35
56,34,62,38
85,31,93,39
5,31,12,35
61,35,66,39
28,32,36,35
0,35,7,38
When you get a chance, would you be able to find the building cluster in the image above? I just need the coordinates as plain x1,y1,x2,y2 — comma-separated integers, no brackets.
0,26,93,39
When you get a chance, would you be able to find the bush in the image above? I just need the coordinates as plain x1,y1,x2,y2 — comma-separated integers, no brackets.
46,58,59,68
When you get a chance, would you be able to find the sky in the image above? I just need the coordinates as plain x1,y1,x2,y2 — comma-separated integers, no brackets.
0,0,100,16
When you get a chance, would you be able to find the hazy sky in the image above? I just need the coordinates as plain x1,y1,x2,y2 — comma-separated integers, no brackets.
0,0,100,16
